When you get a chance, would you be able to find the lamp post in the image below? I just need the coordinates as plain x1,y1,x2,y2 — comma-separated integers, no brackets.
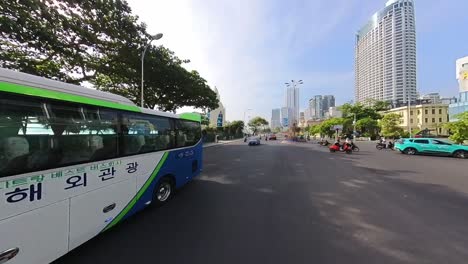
407,92,412,137
141,33,163,107
353,113,357,138
285,80,303,125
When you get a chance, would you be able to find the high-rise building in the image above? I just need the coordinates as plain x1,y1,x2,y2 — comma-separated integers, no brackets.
449,56,468,121
355,0,417,105
286,87,300,124
207,87,226,127
280,107,293,127
307,95,335,119
309,95,323,118
322,95,336,113
271,108,281,129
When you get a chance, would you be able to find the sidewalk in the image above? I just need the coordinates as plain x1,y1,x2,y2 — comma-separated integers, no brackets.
203,138,243,148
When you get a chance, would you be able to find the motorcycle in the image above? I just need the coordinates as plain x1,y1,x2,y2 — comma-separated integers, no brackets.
376,142,394,150
330,143,352,154
350,142,359,152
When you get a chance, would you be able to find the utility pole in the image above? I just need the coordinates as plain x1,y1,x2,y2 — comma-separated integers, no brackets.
408,92,412,137
353,113,357,139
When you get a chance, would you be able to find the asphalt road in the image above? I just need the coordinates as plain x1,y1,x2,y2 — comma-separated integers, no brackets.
55,139,468,264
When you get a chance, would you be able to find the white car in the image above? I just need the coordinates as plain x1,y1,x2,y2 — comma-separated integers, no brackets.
248,137,261,146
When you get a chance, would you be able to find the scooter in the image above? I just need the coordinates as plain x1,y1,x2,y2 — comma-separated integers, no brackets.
350,142,359,152
330,143,352,154
376,142,394,150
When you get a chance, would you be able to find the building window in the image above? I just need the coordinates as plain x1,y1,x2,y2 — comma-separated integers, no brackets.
439,109,442,114
432,109,435,114
439,118,442,122
410,111,413,115
410,118,413,124
425,118,428,123
418,110,420,115
425,109,428,114
432,118,435,123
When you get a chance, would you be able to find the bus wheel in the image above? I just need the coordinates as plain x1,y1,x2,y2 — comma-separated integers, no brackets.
153,177,174,206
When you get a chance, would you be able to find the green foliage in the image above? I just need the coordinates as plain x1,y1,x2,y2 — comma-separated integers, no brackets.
201,114,210,126
248,117,268,134
273,127,281,133
356,117,379,137
319,118,345,138
444,112,468,144
309,125,321,136
228,120,245,132
0,0,218,112
381,113,404,138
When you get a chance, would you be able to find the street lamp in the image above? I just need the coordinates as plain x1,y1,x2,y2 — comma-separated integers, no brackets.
284,80,304,125
141,33,163,107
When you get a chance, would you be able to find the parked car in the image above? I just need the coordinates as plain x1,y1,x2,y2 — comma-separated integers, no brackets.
248,137,261,146
395,138,468,159
269,134,277,140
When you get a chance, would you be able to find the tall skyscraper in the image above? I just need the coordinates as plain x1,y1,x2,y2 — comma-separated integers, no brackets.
280,107,293,127
322,95,336,112
355,0,417,104
286,87,300,124
271,108,281,129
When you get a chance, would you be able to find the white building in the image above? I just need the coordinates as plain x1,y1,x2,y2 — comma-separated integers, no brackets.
449,56,468,121
271,108,281,129
327,107,342,118
420,93,441,104
355,0,417,105
207,87,226,127
286,87,299,124
456,56,468,92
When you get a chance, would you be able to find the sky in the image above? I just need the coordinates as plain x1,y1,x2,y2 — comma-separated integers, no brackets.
126,0,468,122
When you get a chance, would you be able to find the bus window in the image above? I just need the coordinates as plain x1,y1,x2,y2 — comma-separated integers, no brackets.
47,104,119,164
175,120,201,147
121,114,174,155
0,96,48,176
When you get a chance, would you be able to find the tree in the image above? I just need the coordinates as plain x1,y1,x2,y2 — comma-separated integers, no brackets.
0,0,218,112
309,125,321,136
444,112,468,144
372,100,391,112
248,117,268,134
201,114,210,126
229,120,245,131
319,118,345,138
380,113,404,138
355,117,379,137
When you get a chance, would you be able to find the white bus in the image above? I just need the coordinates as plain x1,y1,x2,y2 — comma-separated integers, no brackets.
0,68,203,264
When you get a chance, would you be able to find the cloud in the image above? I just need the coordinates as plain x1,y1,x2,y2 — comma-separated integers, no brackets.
126,0,359,122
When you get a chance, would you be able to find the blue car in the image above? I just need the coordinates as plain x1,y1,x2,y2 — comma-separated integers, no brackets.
395,138,468,159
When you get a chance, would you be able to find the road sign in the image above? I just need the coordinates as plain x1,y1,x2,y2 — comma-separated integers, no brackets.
331,125,343,131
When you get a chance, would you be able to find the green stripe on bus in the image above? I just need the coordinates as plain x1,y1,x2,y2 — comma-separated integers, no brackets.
103,152,169,232
180,112,201,122
0,81,141,112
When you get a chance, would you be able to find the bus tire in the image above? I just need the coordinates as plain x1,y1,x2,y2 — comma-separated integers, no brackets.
153,177,175,207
